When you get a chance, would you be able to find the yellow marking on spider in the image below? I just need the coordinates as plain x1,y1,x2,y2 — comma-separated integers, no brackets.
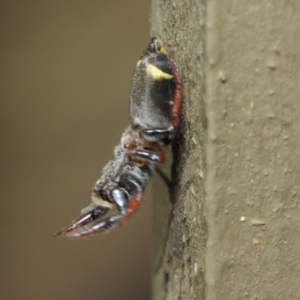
159,47,169,56
146,64,174,81
91,191,115,209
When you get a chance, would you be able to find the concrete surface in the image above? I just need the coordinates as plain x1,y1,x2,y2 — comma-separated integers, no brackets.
151,1,300,299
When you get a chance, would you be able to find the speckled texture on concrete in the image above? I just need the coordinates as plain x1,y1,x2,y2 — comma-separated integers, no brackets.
205,1,300,299
151,1,206,299
152,0,300,299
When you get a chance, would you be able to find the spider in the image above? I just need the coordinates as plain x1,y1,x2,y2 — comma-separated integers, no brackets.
55,38,182,238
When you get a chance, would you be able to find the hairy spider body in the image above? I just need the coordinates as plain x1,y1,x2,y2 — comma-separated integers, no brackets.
55,38,182,238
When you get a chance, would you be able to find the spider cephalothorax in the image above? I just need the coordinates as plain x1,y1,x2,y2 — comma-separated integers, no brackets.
55,38,182,238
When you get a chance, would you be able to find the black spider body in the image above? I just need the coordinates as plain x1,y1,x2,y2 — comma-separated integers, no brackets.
55,38,182,238
130,40,176,131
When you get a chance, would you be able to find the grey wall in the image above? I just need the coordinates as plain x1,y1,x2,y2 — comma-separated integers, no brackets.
205,1,300,299
150,0,300,299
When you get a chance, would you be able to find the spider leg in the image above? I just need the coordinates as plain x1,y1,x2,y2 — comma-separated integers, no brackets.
119,190,142,224
111,188,143,223
140,126,175,145
66,191,143,238
132,147,166,163
54,206,109,237
155,165,171,189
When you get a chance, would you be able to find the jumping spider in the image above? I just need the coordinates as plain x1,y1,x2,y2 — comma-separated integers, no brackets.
55,38,182,238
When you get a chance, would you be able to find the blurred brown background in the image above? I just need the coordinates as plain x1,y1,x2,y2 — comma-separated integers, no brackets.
0,1,152,299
